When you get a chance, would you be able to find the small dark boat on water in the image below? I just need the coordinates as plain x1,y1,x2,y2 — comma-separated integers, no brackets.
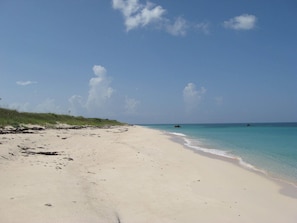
174,125,181,128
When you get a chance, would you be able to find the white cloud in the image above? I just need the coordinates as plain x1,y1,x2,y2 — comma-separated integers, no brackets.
86,65,114,111
16,81,37,86
112,0,166,31
183,83,206,112
112,0,192,36
223,14,257,30
165,17,188,36
68,65,141,118
112,0,140,17
125,97,140,114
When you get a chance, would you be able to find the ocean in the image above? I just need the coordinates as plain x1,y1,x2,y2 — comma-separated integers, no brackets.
142,123,297,185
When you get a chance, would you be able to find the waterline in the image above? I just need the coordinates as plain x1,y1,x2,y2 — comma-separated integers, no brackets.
143,123,297,185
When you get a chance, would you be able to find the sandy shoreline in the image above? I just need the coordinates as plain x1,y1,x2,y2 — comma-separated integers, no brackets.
168,132,297,197
0,125,297,222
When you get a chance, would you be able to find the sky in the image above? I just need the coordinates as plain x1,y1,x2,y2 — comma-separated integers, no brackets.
0,0,296,124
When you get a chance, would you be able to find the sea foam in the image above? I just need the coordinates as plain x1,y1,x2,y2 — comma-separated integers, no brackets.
170,132,266,174
170,132,187,137
145,123,297,185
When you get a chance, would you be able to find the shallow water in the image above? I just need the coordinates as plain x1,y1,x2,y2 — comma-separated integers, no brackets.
142,123,297,184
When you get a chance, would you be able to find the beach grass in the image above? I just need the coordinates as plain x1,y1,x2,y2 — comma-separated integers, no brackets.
0,107,124,128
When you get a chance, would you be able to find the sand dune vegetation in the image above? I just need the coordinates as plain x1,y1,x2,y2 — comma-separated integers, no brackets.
0,108,123,128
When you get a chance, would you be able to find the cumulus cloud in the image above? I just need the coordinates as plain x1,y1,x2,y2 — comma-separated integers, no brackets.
16,81,37,86
223,14,257,30
86,65,114,111
125,97,140,114
67,65,141,119
112,0,192,36
112,0,166,31
183,83,206,112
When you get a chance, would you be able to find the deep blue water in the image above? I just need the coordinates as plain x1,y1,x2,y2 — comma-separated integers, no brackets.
141,123,297,184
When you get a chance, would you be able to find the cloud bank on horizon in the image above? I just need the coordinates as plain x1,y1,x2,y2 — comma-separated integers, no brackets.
70,65,203,118
9,64,206,121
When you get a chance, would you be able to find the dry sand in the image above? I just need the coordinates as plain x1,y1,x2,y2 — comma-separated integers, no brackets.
0,125,296,223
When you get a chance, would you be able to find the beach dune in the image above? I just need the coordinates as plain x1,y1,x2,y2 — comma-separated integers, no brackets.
0,126,296,223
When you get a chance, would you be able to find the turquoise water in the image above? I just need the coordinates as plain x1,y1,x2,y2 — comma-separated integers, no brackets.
142,123,297,184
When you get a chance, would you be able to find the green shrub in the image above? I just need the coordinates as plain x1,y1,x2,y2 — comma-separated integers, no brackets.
0,108,124,128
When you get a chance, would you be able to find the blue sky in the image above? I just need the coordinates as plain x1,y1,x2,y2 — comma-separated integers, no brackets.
0,0,296,124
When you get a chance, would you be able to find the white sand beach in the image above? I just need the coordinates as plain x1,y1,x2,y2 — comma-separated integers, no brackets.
0,125,297,223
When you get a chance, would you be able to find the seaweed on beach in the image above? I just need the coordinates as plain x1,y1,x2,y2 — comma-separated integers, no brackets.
20,147,60,156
